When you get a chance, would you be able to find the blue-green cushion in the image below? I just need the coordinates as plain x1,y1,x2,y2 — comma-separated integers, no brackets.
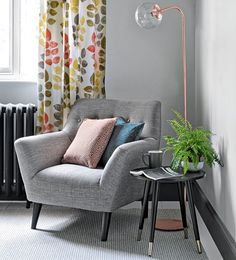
100,118,145,165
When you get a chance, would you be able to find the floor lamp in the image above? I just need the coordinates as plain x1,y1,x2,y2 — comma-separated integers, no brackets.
135,3,187,231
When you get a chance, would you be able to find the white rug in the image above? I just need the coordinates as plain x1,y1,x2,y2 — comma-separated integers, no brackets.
0,203,208,260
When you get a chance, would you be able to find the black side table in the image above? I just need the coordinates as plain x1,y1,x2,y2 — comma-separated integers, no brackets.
133,170,205,257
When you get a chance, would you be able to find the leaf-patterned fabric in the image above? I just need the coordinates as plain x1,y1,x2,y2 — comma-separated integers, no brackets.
37,0,106,134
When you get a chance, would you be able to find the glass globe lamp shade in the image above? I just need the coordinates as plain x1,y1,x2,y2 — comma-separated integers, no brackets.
135,2,162,29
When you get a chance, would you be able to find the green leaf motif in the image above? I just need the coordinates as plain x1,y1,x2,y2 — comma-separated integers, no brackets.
48,18,56,25
74,14,79,25
101,6,106,15
87,4,95,11
84,86,93,92
101,36,106,49
101,16,106,25
64,72,69,85
50,1,59,8
99,65,105,71
45,90,51,97
45,70,49,82
87,11,95,18
45,82,52,89
49,9,57,16
45,100,51,107
87,20,94,27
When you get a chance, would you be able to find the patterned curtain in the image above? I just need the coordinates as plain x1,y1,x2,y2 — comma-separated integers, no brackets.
36,0,106,134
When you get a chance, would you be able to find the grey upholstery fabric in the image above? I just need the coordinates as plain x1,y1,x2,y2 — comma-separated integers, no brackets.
15,99,161,212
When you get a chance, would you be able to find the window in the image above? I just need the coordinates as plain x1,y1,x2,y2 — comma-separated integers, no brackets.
0,1,12,73
0,0,40,81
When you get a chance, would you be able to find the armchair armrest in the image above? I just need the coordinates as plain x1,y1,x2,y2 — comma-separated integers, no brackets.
100,138,159,189
15,131,71,180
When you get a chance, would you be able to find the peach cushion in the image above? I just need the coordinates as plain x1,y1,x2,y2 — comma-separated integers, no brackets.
62,118,116,168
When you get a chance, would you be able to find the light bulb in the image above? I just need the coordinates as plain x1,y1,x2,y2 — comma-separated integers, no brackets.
135,2,162,29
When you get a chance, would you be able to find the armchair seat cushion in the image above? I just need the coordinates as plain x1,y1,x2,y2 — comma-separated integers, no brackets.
35,164,103,188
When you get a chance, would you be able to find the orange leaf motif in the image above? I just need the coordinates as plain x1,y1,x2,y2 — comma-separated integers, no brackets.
64,33,69,44
87,45,95,53
50,41,58,48
46,59,52,65
51,48,58,55
53,56,60,64
43,113,49,124
92,32,96,43
64,52,69,59
46,29,51,41
46,49,51,56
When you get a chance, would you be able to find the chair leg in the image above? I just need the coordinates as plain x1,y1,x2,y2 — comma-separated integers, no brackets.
26,200,31,209
178,182,188,239
31,203,42,229
101,212,112,241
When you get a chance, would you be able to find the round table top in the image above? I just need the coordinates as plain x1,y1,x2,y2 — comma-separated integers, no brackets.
131,167,206,183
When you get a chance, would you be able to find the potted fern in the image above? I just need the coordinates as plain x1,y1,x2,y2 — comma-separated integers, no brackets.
163,111,221,175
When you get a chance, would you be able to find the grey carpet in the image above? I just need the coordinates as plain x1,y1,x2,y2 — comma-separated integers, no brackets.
0,204,208,260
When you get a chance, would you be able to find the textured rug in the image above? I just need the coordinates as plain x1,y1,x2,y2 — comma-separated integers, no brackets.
0,204,208,260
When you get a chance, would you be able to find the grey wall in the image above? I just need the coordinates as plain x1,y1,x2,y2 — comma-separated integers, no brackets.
195,0,236,259
0,82,37,104
106,0,196,139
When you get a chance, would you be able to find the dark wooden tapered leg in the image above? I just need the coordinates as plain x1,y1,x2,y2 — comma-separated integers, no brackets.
101,212,112,241
186,181,202,254
26,200,31,209
178,182,188,238
31,203,42,229
148,181,159,257
138,180,151,241
142,181,149,219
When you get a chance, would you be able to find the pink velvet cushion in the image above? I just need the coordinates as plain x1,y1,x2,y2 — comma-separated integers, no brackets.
62,118,116,168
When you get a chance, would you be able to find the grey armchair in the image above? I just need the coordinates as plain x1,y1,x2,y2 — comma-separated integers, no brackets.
15,99,161,241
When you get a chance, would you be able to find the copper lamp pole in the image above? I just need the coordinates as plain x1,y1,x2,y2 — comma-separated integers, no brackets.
152,4,187,232
136,3,188,231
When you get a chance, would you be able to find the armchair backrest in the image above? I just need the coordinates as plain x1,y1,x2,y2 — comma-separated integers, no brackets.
64,99,161,143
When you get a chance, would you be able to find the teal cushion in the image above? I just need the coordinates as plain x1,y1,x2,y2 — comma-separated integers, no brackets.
100,118,145,165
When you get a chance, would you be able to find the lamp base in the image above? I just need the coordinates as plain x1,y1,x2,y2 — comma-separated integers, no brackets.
155,218,184,231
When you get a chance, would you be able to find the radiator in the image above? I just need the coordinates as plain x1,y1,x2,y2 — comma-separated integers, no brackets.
0,104,37,200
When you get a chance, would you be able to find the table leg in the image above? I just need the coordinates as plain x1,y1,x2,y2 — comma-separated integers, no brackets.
178,182,188,239
186,180,202,254
137,180,151,241
148,181,159,257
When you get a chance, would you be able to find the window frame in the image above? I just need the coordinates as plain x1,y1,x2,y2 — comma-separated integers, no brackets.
0,0,37,82
0,0,13,74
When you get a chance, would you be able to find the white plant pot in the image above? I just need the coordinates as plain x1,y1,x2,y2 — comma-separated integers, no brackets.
181,161,204,172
